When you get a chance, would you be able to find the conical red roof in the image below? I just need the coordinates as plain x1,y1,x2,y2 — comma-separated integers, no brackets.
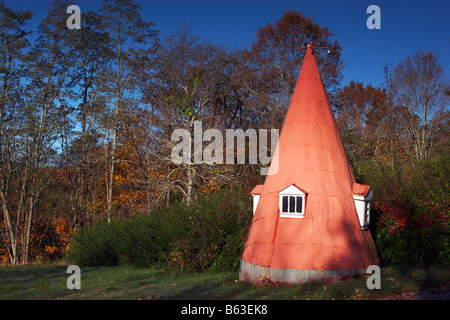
240,46,379,283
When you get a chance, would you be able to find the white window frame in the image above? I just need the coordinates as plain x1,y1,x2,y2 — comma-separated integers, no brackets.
365,201,371,225
279,185,306,218
251,194,260,215
353,188,372,229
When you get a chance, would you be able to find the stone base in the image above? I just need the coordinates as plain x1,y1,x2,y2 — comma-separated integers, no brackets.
239,259,366,285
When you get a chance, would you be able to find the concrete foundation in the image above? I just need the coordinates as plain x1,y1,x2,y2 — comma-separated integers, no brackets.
239,259,366,285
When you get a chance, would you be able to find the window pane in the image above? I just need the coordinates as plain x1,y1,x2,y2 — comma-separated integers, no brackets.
296,196,303,213
289,196,296,213
365,202,370,221
282,196,289,212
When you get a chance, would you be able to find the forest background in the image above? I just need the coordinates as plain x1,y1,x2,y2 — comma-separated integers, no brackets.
0,0,448,269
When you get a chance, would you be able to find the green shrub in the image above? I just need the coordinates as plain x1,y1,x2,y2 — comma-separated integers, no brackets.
375,216,449,265
357,149,449,266
66,220,119,266
161,187,252,271
66,187,253,271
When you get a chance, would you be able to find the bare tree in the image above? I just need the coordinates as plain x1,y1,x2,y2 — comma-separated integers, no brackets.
21,0,76,264
0,0,75,264
99,0,157,222
392,50,449,161
131,26,251,207
147,27,216,205
62,10,113,230
0,2,33,265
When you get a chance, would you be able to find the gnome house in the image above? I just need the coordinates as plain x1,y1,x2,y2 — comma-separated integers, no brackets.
240,43,380,284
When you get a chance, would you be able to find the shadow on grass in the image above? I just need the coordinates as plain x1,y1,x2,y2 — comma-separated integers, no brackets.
0,265,68,299
0,263,448,300
393,264,450,299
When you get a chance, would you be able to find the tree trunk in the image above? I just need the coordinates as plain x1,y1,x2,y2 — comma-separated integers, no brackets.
0,193,17,265
186,163,193,206
22,196,36,265
107,122,117,223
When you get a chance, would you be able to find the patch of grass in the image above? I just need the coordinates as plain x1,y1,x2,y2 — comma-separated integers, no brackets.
0,263,449,300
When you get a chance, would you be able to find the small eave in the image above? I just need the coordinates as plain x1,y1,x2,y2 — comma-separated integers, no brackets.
250,184,264,195
353,183,372,201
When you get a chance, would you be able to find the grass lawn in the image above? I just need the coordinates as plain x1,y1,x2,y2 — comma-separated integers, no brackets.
0,263,449,300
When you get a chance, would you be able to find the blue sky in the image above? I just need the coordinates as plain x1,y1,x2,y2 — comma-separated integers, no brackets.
4,0,450,88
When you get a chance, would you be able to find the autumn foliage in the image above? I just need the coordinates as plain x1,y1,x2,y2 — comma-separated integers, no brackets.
0,2,448,266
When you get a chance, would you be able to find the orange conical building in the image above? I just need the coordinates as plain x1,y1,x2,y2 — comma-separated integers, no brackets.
239,44,380,284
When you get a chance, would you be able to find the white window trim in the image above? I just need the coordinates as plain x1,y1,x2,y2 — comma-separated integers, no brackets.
365,202,371,225
279,185,306,219
353,189,372,229
251,194,260,215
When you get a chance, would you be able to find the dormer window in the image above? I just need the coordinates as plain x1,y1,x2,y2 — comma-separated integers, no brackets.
353,183,372,229
250,185,264,215
279,185,307,218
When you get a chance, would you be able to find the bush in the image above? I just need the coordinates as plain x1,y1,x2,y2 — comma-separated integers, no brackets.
173,190,252,271
66,220,119,266
66,187,253,271
375,203,449,265
357,149,449,266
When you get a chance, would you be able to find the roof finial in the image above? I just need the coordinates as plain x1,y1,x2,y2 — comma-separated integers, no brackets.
300,41,331,54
